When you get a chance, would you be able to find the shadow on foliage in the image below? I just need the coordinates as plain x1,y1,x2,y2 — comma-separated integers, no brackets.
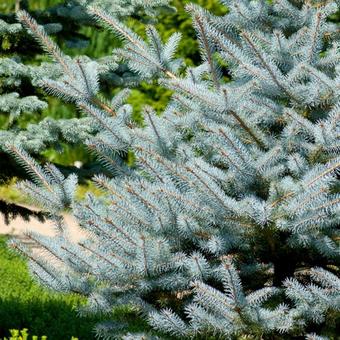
0,200,47,225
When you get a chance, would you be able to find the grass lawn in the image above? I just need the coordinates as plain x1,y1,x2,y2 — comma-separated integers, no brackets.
0,235,99,339
0,236,148,340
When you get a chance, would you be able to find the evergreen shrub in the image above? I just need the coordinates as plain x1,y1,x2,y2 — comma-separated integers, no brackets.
5,0,340,338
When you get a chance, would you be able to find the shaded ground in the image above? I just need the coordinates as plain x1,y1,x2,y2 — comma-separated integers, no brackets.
0,213,149,339
0,235,101,340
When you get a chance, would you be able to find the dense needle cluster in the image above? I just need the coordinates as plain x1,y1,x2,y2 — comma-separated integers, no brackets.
0,0,172,221
0,0,173,151
4,0,340,339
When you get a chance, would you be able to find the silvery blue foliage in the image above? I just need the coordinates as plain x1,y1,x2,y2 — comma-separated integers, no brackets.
6,1,340,339
0,0,171,155
5,144,77,214
0,93,47,121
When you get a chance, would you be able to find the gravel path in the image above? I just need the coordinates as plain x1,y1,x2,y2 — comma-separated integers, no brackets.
0,205,87,242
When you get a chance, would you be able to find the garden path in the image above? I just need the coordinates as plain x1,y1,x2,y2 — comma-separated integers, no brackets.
0,205,88,243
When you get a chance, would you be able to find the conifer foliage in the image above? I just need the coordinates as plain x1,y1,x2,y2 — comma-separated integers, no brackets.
0,0,172,222
0,0,173,154
5,0,340,338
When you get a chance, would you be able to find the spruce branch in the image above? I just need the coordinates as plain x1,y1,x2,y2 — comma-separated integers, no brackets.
16,10,72,76
88,6,177,80
222,89,267,150
307,11,323,64
187,3,220,89
240,31,297,102
5,144,53,192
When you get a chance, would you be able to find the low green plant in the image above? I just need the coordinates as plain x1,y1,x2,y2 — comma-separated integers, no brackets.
3,328,79,340
3,328,45,340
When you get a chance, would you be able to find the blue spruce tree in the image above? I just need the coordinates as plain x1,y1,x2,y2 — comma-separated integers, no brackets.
5,0,340,338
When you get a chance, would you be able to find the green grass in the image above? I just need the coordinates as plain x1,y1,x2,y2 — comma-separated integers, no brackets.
0,236,148,340
0,236,99,339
